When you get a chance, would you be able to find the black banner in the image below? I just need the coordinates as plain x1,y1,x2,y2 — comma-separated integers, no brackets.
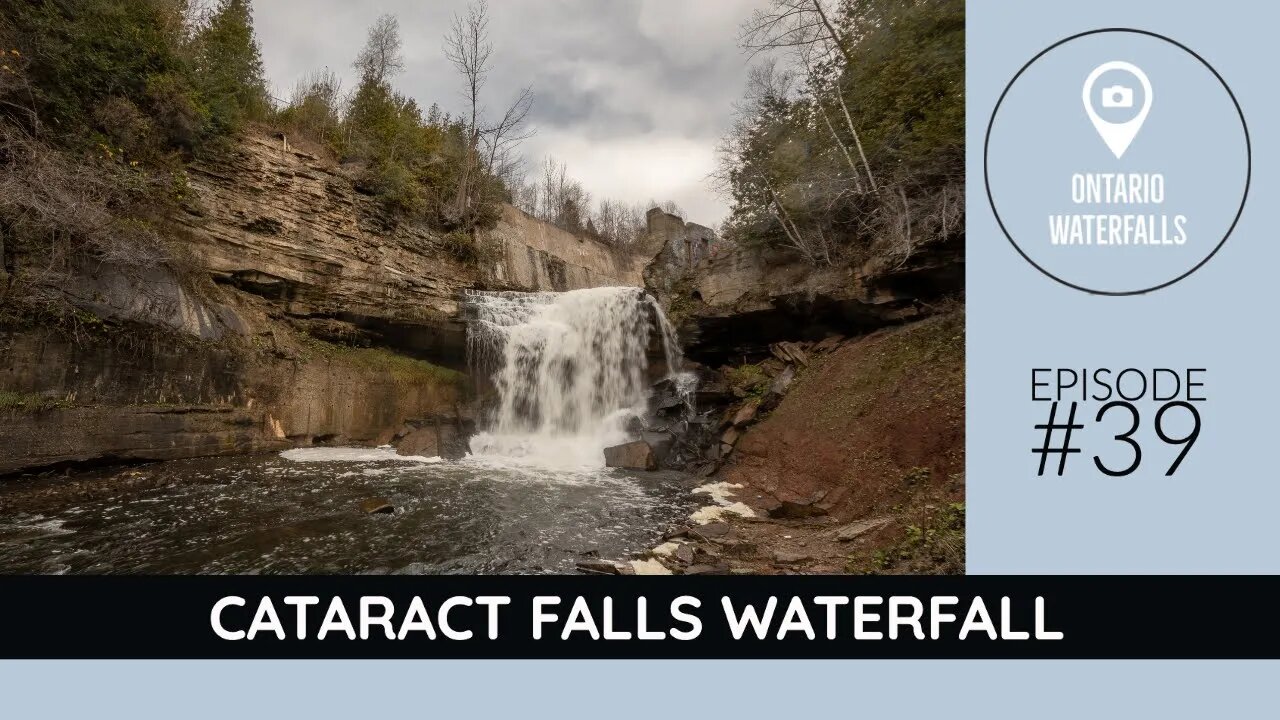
0,575,1271,659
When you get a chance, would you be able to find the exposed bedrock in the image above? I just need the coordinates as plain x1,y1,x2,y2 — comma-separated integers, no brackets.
173,129,641,367
658,237,965,367
0,127,651,476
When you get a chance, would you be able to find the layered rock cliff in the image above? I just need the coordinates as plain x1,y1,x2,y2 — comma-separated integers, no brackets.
0,127,645,476
648,218,964,366
177,129,641,364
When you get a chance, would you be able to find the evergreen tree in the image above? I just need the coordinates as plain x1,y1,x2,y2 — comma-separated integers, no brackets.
190,0,269,136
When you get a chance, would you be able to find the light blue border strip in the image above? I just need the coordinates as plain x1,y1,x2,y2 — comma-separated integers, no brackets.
2,660,1274,717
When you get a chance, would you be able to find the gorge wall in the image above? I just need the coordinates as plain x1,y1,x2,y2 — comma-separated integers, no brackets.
0,127,644,476
176,128,640,363
646,221,965,366
484,204,641,290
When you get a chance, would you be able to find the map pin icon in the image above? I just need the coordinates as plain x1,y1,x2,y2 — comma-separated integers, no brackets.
1083,61,1152,159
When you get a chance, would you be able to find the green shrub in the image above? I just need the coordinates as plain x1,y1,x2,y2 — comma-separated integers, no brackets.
0,0,268,155
0,390,71,412
725,364,771,399
299,337,466,389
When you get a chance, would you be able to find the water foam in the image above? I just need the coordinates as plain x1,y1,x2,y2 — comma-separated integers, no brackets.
463,286,682,469
279,447,444,463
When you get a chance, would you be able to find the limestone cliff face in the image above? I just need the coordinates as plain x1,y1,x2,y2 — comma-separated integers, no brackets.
647,225,965,365
483,204,641,290
0,326,465,475
173,128,637,363
183,130,640,318
0,127,642,475
181,131,479,328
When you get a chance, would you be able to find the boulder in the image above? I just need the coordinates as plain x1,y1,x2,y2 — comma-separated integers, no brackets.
770,498,829,519
696,461,720,477
759,365,797,412
663,526,691,541
720,427,741,447
359,498,394,515
836,517,893,542
575,559,635,575
773,550,812,565
624,415,644,435
396,427,439,457
396,422,468,460
673,544,696,565
438,429,469,461
773,341,809,367
689,521,730,541
731,401,759,427
603,440,657,470
641,431,674,464
691,546,721,564
811,335,845,354
650,377,687,414
769,365,797,396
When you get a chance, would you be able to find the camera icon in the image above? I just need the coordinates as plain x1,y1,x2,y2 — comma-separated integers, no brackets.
1101,85,1134,108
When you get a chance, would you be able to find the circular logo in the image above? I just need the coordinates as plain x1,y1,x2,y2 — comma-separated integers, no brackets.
985,29,1250,295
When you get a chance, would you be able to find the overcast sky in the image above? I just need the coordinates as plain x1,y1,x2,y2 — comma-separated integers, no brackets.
252,0,761,225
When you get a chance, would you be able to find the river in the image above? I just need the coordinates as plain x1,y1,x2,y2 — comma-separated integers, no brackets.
0,287,697,574
0,448,694,574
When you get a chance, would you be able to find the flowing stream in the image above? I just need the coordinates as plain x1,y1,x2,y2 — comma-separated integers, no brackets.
0,287,694,574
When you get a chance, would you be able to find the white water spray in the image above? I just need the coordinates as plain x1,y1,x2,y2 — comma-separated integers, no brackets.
463,287,685,469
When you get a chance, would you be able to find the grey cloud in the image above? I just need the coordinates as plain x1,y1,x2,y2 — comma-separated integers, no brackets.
252,0,760,224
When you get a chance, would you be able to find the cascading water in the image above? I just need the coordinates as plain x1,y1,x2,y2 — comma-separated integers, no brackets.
463,286,688,469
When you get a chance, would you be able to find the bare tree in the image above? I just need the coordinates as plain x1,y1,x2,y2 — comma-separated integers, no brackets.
535,156,565,221
354,14,405,84
488,144,527,197
740,0,878,192
658,200,685,219
529,156,598,232
283,68,344,142
792,43,863,193
0,126,173,314
481,84,535,175
594,198,642,246
513,178,539,216
443,0,493,223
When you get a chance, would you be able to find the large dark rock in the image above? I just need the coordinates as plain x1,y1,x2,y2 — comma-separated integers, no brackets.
667,241,961,367
359,498,394,514
603,440,657,470
730,400,759,427
397,427,440,458
575,559,635,575
759,365,797,413
689,521,730,541
641,431,674,464
395,419,468,460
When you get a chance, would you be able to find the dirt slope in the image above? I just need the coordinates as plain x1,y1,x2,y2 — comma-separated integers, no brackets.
716,310,965,573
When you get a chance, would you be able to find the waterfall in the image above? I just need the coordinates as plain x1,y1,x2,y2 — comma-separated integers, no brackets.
463,286,684,469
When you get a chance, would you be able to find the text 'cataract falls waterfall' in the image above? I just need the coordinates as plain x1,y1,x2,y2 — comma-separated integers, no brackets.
464,287,686,469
